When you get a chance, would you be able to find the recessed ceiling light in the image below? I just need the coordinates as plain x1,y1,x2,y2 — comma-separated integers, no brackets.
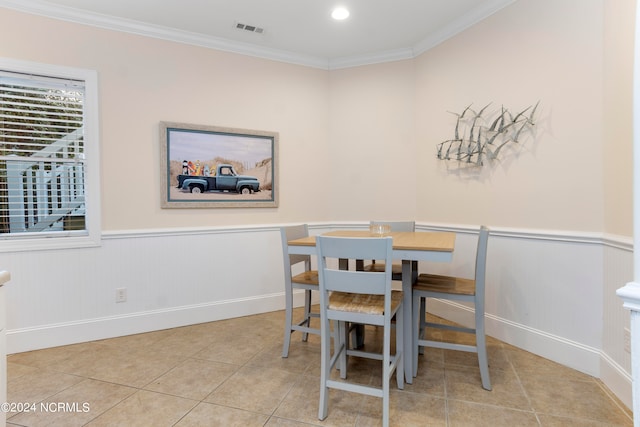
331,7,350,20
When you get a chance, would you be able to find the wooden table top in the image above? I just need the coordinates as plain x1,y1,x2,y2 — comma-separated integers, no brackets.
288,230,455,252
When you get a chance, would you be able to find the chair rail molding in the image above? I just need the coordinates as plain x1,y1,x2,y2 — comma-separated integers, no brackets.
1,221,634,409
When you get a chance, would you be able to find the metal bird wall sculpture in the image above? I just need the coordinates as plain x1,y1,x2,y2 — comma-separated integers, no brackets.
436,102,539,166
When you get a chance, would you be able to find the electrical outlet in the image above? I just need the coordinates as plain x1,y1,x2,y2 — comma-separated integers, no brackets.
116,287,127,303
624,327,631,353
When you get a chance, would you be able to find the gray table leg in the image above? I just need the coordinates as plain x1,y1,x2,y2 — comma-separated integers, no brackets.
402,259,414,383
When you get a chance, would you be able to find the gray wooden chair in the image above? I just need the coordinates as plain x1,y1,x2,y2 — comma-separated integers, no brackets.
316,235,403,427
363,220,415,280
412,226,491,390
280,224,320,358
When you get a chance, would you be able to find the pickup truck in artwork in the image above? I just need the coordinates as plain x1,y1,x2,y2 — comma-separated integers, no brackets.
177,164,260,194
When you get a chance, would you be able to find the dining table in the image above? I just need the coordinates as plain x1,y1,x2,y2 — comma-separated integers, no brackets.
287,229,456,383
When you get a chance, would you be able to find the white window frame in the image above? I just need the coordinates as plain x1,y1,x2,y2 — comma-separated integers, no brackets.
0,58,101,252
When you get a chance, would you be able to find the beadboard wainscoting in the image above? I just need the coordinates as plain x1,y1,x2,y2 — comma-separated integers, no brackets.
0,223,634,408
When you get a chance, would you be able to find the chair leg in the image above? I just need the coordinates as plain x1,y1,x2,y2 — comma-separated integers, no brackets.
418,296,425,355
396,305,404,390
352,324,365,349
282,293,293,358
302,289,312,342
344,321,351,357
475,309,492,390
412,293,421,375
382,316,391,427
318,315,331,421
338,321,347,379
382,386,389,427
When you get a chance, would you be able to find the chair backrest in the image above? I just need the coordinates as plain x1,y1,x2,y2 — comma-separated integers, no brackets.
280,224,312,282
474,226,490,304
370,220,415,232
317,236,393,298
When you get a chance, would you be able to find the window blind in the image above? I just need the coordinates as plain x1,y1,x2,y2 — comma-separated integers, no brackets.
0,71,87,235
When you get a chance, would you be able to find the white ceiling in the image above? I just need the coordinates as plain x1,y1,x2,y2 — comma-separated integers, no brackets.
1,0,516,69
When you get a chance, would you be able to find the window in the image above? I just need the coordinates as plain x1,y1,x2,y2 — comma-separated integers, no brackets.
0,58,100,252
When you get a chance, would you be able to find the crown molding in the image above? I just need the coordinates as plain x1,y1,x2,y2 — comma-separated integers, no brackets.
0,0,330,69
413,0,517,56
328,47,416,71
0,0,517,70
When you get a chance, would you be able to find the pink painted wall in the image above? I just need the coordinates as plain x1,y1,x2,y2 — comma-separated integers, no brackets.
0,0,632,234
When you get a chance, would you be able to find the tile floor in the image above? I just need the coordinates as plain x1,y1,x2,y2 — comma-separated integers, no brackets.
5,309,634,426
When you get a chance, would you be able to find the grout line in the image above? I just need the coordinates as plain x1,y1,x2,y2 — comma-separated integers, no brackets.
5,310,633,426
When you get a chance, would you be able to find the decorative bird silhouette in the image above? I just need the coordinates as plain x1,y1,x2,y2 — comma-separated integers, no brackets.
437,102,539,165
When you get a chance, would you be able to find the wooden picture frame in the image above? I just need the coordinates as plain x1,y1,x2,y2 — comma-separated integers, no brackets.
160,122,278,208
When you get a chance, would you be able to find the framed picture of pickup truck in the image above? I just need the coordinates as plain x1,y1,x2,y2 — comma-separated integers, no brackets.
160,122,278,208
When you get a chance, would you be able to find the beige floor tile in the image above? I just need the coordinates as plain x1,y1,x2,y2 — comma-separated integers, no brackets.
416,345,445,365
93,328,177,350
445,365,531,410
222,316,283,344
506,346,595,382
7,343,90,370
355,391,447,427
247,343,318,374
440,342,509,372
8,379,136,427
286,334,322,356
193,333,263,365
175,321,231,341
7,368,85,404
174,402,269,426
265,417,323,426
85,390,197,427
144,329,219,359
4,310,633,426
88,347,183,388
446,399,539,426
537,413,633,426
274,374,361,426
144,358,237,400
7,361,39,381
44,343,113,377
332,354,380,386
404,359,445,397
521,376,633,425
204,365,299,414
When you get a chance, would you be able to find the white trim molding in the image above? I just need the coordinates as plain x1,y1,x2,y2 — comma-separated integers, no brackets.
0,0,516,71
0,222,634,409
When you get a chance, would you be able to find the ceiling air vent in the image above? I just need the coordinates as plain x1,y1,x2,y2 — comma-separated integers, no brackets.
235,22,265,34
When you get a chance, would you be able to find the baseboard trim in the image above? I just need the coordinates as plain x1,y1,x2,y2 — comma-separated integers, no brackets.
7,291,308,354
427,300,635,407
599,351,633,409
426,299,601,376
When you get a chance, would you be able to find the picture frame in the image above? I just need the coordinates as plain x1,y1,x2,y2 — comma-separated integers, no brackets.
160,122,278,208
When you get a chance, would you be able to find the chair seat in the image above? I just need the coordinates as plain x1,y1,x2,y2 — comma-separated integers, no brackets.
415,273,476,296
281,224,321,359
292,270,319,285
329,290,403,315
413,226,491,391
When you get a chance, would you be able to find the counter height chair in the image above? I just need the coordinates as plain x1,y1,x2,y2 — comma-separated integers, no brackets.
317,235,403,427
363,221,415,281
280,224,320,358
412,226,491,390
